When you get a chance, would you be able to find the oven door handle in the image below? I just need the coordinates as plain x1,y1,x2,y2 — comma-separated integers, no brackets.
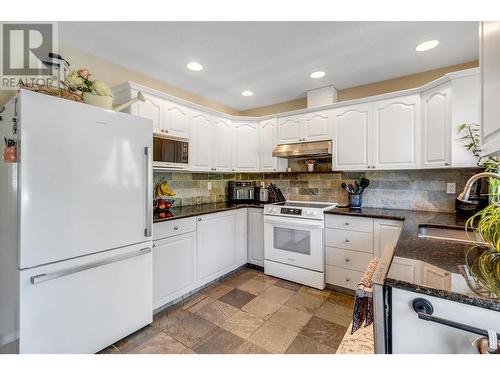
264,216,324,228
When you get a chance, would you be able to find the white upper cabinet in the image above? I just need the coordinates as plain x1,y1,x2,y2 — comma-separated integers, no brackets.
190,112,213,171
134,92,164,134
422,83,451,168
259,118,287,172
277,115,302,144
164,100,191,138
302,110,332,141
333,104,372,170
212,117,232,172
277,111,332,144
232,121,260,172
372,94,421,169
480,21,500,157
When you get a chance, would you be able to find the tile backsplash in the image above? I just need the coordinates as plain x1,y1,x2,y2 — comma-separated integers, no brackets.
154,168,480,212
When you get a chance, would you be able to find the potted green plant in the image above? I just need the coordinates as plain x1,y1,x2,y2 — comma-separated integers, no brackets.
465,204,500,299
65,69,113,109
457,123,500,204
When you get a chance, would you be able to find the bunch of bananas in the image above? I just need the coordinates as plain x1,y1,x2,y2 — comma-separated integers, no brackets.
155,178,175,198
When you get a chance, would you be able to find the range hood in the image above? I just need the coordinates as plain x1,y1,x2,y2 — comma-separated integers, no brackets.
272,140,332,159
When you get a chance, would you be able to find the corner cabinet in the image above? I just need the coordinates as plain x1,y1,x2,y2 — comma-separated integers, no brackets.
212,116,233,172
232,121,260,172
372,94,421,170
259,118,288,172
480,21,500,157
190,112,213,171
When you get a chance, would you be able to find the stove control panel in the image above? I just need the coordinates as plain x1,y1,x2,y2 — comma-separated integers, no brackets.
280,207,302,216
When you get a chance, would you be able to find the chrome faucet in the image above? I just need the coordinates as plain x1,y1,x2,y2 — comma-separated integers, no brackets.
457,172,500,202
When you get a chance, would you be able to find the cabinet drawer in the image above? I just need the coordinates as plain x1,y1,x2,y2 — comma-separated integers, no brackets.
326,247,373,272
326,228,373,253
326,215,373,232
153,217,196,240
326,265,363,290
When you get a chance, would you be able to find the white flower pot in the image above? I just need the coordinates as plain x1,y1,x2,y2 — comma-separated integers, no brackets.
82,92,113,109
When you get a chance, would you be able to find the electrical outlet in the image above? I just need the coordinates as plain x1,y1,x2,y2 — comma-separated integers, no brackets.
208,182,212,190
446,182,456,194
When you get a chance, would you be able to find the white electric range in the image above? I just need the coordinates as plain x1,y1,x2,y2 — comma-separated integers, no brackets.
263,201,338,289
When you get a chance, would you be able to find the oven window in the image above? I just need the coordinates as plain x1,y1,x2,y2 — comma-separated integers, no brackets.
273,227,311,255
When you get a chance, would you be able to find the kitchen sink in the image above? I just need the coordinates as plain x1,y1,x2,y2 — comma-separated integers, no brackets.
417,225,484,245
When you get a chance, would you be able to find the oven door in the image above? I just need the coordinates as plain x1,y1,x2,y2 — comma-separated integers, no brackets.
264,215,324,272
153,135,189,170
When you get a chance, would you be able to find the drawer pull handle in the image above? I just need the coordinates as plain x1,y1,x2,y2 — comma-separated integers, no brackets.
345,277,351,282
345,222,349,226
345,238,350,243
173,226,179,230
345,257,351,262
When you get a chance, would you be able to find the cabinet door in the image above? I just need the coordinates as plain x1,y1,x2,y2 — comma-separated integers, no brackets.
422,84,451,168
165,100,191,138
389,257,420,283
235,209,248,267
277,115,302,144
303,110,332,141
247,208,264,266
480,21,500,157
197,212,236,286
373,219,403,258
421,263,451,290
332,104,371,170
134,92,164,134
372,94,420,169
212,117,232,172
190,112,213,171
232,121,260,172
260,118,279,172
153,232,196,309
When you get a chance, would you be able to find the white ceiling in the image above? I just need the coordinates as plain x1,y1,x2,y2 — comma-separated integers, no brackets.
59,22,479,111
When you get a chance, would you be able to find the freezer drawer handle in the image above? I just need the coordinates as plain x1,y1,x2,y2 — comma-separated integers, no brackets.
30,247,152,285
412,298,500,341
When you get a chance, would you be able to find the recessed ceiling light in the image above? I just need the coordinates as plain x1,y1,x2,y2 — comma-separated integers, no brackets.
310,71,326,79
186,62,203,71
241,90,254,97
415,40,439,52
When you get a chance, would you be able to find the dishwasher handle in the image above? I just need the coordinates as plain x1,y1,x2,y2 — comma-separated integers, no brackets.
413,298,500,342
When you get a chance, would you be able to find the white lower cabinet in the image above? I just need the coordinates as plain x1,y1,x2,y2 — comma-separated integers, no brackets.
325,215,403,290
153,232,196,310
247,208,264,266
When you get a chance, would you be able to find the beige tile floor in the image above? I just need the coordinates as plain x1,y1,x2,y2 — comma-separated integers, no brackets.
100,267,355,354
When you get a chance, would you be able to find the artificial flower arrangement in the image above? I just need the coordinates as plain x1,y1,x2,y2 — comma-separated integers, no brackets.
65,69,113,108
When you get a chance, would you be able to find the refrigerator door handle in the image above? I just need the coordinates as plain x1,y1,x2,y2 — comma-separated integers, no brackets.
30,247,152,285
144,146,153,237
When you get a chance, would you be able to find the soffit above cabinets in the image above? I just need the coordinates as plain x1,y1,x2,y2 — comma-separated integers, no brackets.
59,21,478,111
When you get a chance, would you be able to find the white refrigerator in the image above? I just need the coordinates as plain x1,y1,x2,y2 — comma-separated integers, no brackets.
0,90,153,353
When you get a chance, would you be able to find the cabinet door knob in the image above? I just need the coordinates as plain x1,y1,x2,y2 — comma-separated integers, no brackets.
444,162,450,166
345,277,351,282
197,218,202,222
345,238,350,243
345,222,349,226
173,226,179,230
345,257,351,262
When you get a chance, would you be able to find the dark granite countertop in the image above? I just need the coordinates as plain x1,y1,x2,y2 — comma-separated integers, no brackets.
153,202,264,223
325,207,500,312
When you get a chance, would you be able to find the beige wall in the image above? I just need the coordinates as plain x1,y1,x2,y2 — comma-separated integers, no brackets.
241,61,479,116
0,44,240,115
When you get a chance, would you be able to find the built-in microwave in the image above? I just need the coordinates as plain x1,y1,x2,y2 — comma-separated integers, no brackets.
153,133,189,170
